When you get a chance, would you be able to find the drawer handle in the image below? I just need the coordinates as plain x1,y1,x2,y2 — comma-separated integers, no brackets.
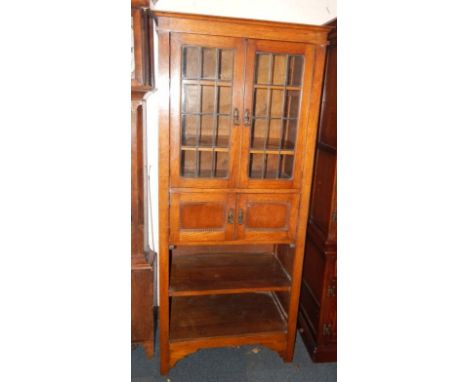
227,209,234,224
238,208,244,225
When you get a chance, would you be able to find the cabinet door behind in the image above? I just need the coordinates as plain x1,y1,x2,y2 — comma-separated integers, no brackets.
236,193,299,243
170,193,236,244
170,33,245,188
239,39,316,189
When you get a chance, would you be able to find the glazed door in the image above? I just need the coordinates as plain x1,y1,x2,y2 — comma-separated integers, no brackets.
239,40,316,189
170,33,245,188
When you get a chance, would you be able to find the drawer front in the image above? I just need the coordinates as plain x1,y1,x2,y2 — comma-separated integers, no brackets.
236,193,299,242
170,193,235,243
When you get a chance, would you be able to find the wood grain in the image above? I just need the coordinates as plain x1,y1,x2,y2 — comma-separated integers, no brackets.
157,29,171,375
154,11,332,44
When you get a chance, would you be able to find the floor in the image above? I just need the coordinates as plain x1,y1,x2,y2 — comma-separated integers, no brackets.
132,329,337,382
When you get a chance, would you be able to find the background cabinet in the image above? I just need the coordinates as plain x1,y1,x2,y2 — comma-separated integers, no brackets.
131,0,154,358
156,11,330,374
298,19,337,362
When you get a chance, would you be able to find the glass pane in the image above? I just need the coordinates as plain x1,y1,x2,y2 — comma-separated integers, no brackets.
268,119,282,149
218,86,232,114
255,54,271,84
202,48,217,79
288,55,304,86
183,85,200,113
201,86,215,113
283,119,297,149
181,150,197,177
199,151,213,177
254,89,268,117
249,154,264,178
272,55,287,85
251,119,267,149
200,115,214,146
215,152,229,177
217,116,231,147
181,115,198,146
270,90,284,118
280,155,294,179
183,46,201,79
265,154,280,178
285,90,300,119
220,49,234,80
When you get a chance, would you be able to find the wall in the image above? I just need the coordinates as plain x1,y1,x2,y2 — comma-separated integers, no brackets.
145,0,337,305
151,0,336,26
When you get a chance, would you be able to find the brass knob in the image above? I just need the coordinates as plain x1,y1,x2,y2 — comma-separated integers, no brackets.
233,108,240,125
227,209,234,224
243,109,251,126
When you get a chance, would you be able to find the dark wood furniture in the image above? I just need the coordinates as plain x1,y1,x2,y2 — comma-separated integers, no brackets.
154,11,331,374
298,19,337,362
131,0,155,358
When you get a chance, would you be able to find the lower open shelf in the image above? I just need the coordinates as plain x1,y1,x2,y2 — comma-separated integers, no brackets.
169,292,288,342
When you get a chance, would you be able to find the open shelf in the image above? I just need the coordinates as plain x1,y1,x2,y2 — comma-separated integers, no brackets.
169,252,291,296
169,292,287,342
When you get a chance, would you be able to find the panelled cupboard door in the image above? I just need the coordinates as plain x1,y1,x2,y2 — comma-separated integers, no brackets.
169,33,245,188
237,193,299,242
170,192,236,243
239,40,316,189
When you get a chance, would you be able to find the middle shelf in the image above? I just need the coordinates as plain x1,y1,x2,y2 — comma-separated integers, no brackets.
169,251,291,296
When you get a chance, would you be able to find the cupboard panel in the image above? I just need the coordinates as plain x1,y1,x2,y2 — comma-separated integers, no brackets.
170,192,236,243
237,193,299,242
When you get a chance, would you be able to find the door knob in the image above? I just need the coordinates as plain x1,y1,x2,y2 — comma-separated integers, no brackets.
227,208,234,224
243,109,251,126
238,208,244,224
233,108,240,125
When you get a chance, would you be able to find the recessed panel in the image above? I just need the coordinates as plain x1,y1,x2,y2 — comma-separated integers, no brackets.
180,203,225,229
246,202,289,229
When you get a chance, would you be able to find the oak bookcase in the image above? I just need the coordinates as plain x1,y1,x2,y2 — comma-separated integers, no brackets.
154,11,331,374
